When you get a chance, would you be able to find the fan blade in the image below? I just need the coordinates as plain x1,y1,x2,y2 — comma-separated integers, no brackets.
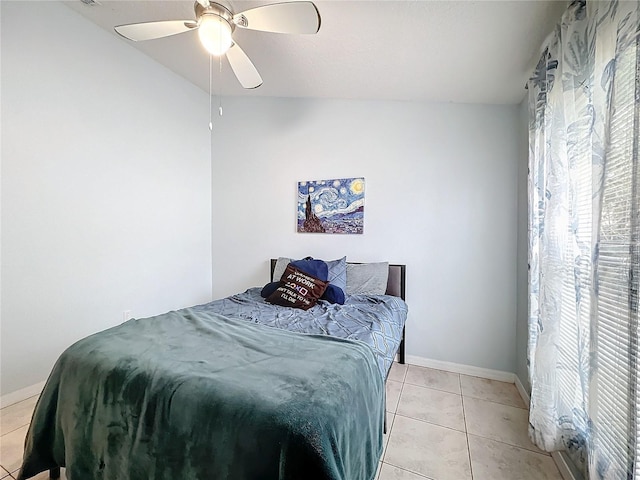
114,20,197,42
226,43,263,89
234,2,320,34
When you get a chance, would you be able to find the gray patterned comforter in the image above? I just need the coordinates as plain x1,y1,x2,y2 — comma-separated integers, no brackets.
194,288,408,378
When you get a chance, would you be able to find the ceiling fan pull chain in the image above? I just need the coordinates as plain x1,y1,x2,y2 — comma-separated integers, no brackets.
208,53,213,131
219,55,223,117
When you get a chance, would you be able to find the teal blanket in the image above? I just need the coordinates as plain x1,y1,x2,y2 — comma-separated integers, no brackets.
18,309,384,480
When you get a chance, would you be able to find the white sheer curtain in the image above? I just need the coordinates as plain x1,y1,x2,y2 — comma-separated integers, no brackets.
527,1,639,478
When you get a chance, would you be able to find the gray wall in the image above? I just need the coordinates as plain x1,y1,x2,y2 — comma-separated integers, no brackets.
1,2,213,397
1,1,550,398
209,97,520,373
515,97,531,392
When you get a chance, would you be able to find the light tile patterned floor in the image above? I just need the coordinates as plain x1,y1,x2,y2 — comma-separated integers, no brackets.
380,363,562,480
0,363,563,480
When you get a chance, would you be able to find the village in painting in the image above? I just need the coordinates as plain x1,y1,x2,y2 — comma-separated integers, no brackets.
297,178,365,234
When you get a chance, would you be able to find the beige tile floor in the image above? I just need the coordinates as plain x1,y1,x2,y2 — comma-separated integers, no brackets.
380,363,562,480
0,363,563,480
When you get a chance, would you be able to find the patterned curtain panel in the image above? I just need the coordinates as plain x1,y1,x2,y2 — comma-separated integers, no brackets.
527,1,639,478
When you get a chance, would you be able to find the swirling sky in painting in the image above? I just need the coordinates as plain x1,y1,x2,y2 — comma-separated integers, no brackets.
298,178,365,234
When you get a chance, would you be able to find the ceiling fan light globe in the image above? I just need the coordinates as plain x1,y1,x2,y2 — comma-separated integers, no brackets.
198,14,232,56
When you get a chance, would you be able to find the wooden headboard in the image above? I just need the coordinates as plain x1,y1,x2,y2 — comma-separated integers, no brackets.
269,259,406,301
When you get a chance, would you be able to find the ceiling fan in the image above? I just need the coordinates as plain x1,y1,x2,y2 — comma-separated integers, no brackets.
114,0,321,89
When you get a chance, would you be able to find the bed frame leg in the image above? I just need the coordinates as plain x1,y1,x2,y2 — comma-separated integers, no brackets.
49,467,60,479
383,411,387,434
399,326,406,364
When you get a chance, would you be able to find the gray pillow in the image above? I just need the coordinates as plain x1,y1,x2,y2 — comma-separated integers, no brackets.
326,256,347,291
272,257,292,281
346,262,389,295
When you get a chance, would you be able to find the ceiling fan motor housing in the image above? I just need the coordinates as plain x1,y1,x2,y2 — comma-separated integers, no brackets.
195,2,235,55
195,1,235,30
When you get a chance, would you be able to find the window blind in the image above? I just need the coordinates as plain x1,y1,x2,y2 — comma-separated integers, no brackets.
590,36,639,478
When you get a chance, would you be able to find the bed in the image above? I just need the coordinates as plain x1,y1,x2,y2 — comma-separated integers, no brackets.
17,259,408,480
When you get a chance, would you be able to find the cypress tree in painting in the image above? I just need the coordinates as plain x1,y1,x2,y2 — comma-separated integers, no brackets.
303,195,326,233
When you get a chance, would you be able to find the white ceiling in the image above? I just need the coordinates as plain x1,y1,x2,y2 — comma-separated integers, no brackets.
64,0,567,104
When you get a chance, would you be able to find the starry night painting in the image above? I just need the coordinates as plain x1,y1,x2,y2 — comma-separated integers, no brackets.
297,178,365,234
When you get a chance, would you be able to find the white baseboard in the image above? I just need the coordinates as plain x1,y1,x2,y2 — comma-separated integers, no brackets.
0,381,45,409
552,451,581,480
514,374,530,407
405,354,516,383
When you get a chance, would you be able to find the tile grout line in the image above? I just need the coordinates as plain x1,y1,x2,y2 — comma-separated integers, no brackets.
461,393,475,480
402,380,465,396
383,458,436,480
392,412,468,435
465,431,553,457
382,373,405,464
461,395,527,410
459,373,475,480
463,395,529,412
0,466,12,480
381,414,396,465
0,396,39,414
0,422,30,438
